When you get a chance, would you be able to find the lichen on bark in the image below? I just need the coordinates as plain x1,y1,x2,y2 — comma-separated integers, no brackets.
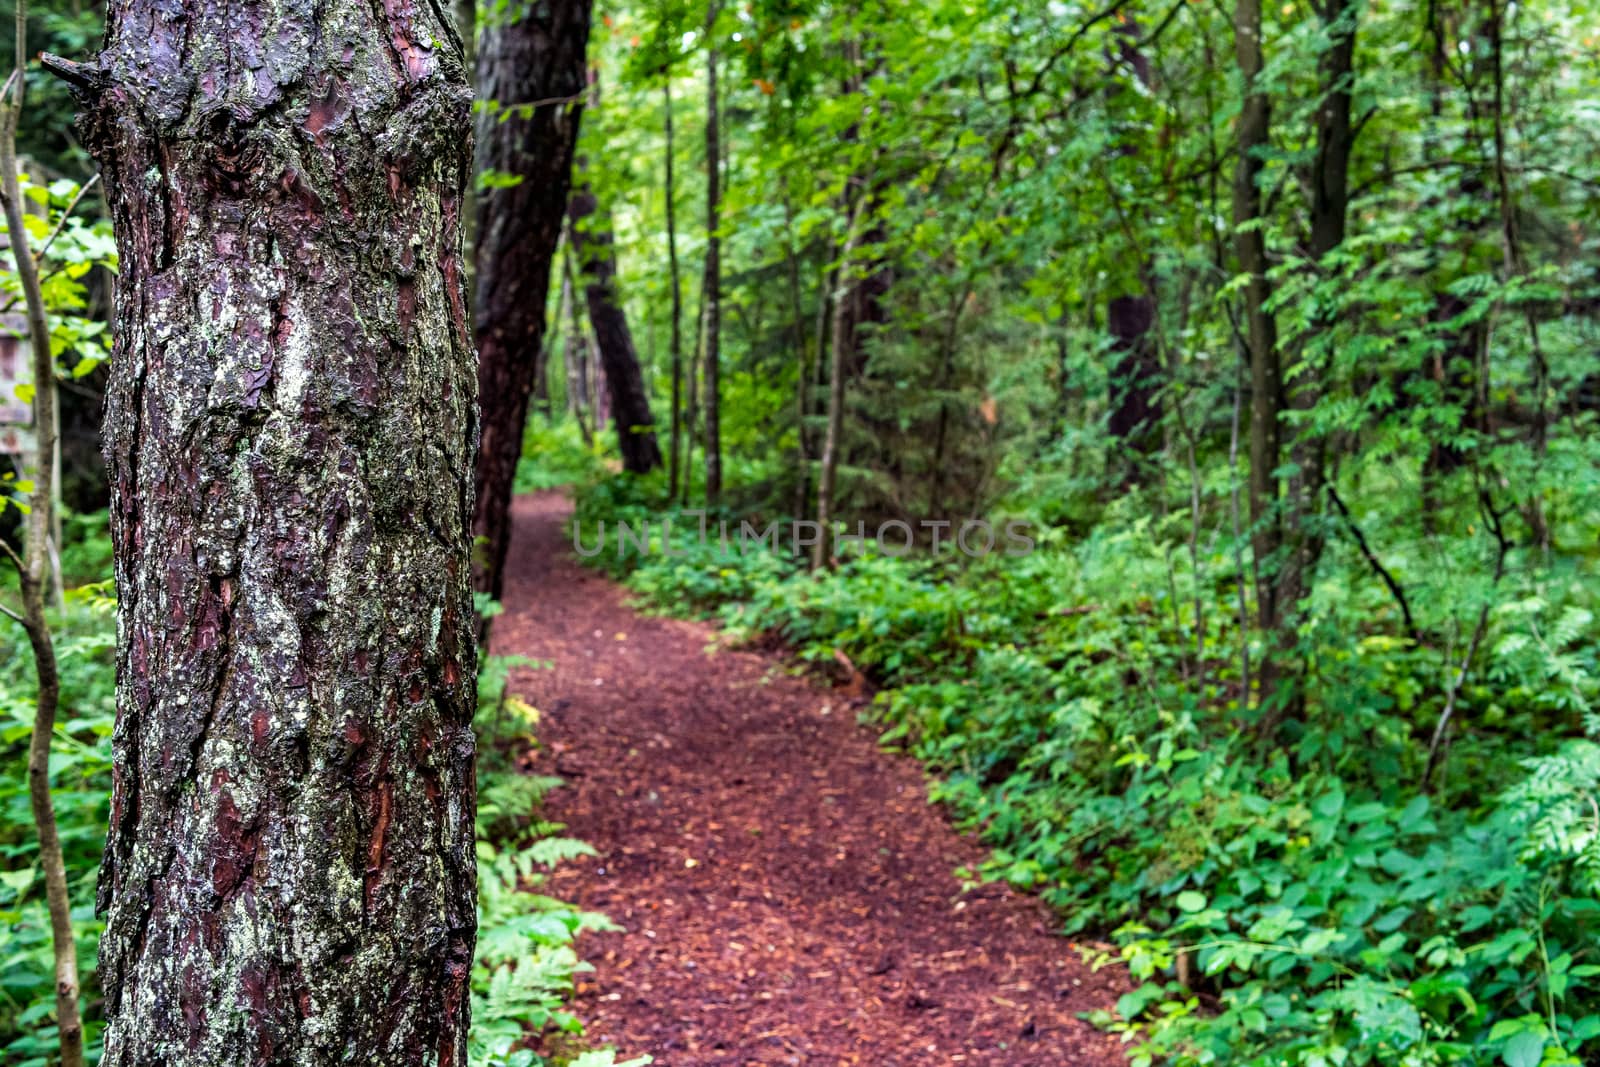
50,0,480,1061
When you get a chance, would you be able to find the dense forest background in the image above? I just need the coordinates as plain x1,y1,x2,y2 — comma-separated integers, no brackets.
1,0,1598,1063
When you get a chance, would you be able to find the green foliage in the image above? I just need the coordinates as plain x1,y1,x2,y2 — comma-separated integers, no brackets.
0,173,118,387
0,595,113,1065
470,650,649,1067
516,420,612,494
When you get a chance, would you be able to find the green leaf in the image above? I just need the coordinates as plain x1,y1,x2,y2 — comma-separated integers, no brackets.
1501,1031,1544,1067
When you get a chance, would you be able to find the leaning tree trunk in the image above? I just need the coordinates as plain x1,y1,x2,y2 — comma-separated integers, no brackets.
46,0,479,1061
472,0,593,606
568,185,663,473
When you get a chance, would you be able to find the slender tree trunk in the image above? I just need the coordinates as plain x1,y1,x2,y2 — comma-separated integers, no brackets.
3,22,85,1063
1308,0,1356,261
1486,0,1549,550
664,78,684,499
814,207,861,570
50,0,480,1059
1276,0,1360,657
472,0,593,607
534,339,552,420
562,246,595,446
925,285,970,518
590,319,609,431
457,0,477,295
568,187,662,472
681,258,705,505
1419,0,1480,519
1232,0,1282,640
785,195,813,521
701,0,723,504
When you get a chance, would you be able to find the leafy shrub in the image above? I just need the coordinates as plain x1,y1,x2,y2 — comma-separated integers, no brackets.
0,594,113,1066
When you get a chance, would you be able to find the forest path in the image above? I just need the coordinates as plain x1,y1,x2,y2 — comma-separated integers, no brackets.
493,491,1126,1066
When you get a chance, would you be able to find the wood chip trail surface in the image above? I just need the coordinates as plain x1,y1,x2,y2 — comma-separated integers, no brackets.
494,491,1127,1066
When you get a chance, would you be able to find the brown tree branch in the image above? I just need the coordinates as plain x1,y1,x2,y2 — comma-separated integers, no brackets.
1328,485,1422,646
0,15,86,1064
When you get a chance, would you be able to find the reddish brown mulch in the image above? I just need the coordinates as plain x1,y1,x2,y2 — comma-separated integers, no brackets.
493,491,1128,1066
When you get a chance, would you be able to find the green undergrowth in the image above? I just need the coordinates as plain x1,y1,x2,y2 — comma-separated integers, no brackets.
0,588,113,1065
572,472,1600,1067
514,420,613,495
472,650,651,1067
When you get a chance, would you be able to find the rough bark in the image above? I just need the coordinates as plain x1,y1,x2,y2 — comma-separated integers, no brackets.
472,0,592,605
568,185,662,473
49,0,480,1059
701,0,723,504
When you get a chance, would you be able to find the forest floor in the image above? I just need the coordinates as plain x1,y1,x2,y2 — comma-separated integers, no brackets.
494,491,1127,1066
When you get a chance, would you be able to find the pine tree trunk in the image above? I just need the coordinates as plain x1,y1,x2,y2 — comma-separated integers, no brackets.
568,185,663,473
53,1,480,1062
472,0,592,605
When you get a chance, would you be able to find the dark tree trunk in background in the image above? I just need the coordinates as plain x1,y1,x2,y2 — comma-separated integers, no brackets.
561,248,595,445
1418,0,1481,519
472,0,592,605
815,207,861,570
568,186,663,473
663,79,685,498
1277,0,1360,644
1309,0,1357,261
54,0,480,1059
785,195,813,520
1106,294,1160,447
701,0,723,504
1232,0,1282,641
1105,18,1160,458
